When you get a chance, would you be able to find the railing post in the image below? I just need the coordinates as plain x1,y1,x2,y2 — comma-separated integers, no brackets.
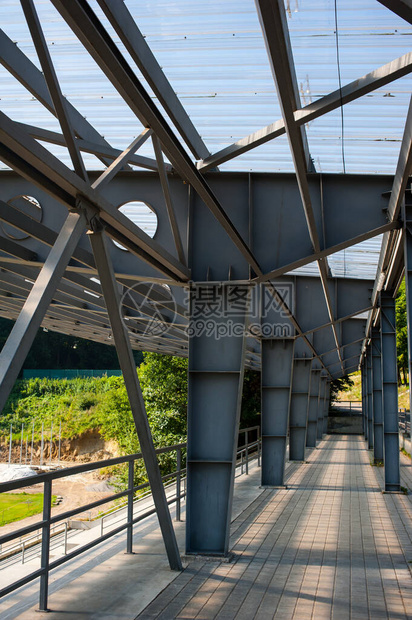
258,427,261,467
176,447,181,522
126,460,134,554
21,541,25,564
245,430,249,475
38,479,52,612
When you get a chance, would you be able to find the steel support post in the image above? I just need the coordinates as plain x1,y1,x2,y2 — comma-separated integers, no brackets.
306,368,321,447
403,202,412,422
186,284,248,556
261,338,295,486
317,377,325,440
361,363,367,439
367,346,374,450
322,379,330,435
380,291,400,492
89,225,182,570
289,355,312,461
372,326,384,462
0,210,86,414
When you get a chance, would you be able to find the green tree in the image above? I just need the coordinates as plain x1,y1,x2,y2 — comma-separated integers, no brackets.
396,280,408,385
99,352,260,457
329,375,354,407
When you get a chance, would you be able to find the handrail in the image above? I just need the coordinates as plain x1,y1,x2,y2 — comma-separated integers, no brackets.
0,426,261,610
399,409,411,438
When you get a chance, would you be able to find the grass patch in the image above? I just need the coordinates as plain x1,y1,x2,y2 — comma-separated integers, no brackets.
401,447,411,459
0,492,56,526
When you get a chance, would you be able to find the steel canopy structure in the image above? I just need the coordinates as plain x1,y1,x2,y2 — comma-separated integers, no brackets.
0,0,411,580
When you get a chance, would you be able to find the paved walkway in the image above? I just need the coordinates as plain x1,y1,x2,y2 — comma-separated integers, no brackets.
1,436,411,619
138,436,412,620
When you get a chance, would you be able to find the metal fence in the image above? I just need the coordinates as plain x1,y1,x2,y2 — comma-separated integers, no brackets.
399,409,411,437
0,426,261,611
5,421,63,467
332,400,362,413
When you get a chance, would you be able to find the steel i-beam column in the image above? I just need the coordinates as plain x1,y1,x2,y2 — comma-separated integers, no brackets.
317,377,325,441
289,353,312,461
380,291,401,492
0,210,86,414
89,224,182,570
306,368,321,447
367,346,374,450
323,378,330,435
372,326,384,462
403,202,412,424
361,363,367,440
186,284,248,556
261,338,295,486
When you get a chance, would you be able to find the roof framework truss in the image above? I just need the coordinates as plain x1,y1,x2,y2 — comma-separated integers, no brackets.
0,0,410,381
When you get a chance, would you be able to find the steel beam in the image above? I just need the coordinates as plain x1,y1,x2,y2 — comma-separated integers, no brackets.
377,0,412,24
16,123,163,173
361,362,367,440
403,202,412,420
50,0,262,277
289,346,311,461
322,379,330,434
96,0,210,160
92,129,153,190
199,53,412,171
21,0,87,181
0,112,189,281
380,291,400,492
306,368,321,447
0,210,86,414
367,346,374,450
88,222,182,570
261,338,295,486
254,0,343,373
372,327,384,462
317,377,326,441
152,135,186,264
369,96,412,314
0,28,125,170
186,284,248,556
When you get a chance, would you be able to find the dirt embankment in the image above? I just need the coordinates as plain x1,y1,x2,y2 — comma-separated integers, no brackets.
0,429,119,466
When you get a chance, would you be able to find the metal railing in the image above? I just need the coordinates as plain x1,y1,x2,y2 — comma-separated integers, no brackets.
399,409,411,438
332,400,362,412
0,443,186,610
238,426,260,475
0,426,261,610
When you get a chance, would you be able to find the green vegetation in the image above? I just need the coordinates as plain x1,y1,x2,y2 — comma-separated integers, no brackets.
336,370,410,408
396,281,408,385
330,375,355,407
0,492,56,526
0,352,261,488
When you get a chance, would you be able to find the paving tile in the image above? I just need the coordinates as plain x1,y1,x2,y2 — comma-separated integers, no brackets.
138,437,412,620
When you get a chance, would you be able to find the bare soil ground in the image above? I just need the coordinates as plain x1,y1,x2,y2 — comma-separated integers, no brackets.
0,467,116,539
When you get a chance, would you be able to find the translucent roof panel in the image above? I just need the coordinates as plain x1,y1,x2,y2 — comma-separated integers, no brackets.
0,0,409,174
327,236,383,279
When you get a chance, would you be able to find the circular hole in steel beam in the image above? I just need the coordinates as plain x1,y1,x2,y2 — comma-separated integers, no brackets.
113,201,158,251
2,195,42,240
